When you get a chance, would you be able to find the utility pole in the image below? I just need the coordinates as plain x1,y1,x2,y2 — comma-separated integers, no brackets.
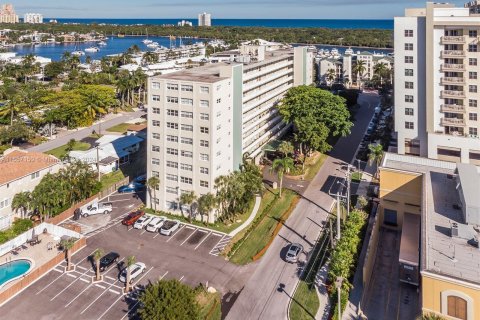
336,192,341,241
335,277,344,320
96,145,100,182
346,165,351,217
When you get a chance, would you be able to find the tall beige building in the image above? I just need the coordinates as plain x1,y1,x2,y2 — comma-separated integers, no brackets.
395,2,480,163
147,45,314,221
0,4,18,23
198,12,211,27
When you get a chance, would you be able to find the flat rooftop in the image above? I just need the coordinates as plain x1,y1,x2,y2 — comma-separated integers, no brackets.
382,153,480,285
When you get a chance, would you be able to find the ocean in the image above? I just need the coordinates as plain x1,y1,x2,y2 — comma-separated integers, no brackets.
52,18,394,30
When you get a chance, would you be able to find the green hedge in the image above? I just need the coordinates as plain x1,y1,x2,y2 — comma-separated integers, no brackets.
0,219,33,244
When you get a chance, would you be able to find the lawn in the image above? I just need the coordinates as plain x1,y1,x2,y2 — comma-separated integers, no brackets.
100,170,127,190
304,153,328,181
46,141,91,159
106,122,131,134
197,291,221,320
229,189,299,265
290,281,320,320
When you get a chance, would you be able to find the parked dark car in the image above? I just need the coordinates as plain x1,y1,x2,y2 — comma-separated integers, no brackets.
118,182,145,193
133,175,147,185
122,210,145,226
96,252,120,271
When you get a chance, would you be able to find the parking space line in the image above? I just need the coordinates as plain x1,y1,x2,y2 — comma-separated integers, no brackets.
180,228,198,246
64,282,94,308
196,229,208,234
51,267,94,301
108,289,121,295
95,284,106,289
66,273,77,279
212,233,223,237
194,231,212,250
77,266,87,271
79,278,90,284
166,225,185,242
140,229,146,235
179,275,184,281
153,232,160,238
80,278,120,314
53,268,63,273
185,225,195,230
209,234,232,256
105,276,116,281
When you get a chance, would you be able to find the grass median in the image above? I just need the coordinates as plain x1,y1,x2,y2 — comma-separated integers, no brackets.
290,281,320,320
197,291,222,320
46,141,90,159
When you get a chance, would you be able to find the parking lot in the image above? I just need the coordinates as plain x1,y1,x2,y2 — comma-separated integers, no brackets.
0,210,249,320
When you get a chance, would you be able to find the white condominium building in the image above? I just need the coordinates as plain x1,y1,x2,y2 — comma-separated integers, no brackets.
147,45,314,221
0,4,18,23
395,2,480,164
24,13,43,24
198,12,211,27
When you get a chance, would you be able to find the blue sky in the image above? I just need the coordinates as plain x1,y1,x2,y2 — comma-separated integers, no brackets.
11,0,466,19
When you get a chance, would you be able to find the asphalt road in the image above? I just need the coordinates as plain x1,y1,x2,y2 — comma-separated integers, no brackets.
28,110,146,153
226,92,380,320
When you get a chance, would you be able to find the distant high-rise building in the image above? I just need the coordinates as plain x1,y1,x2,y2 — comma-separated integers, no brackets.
24,13,43,24
0,4,18,23
198,12,211,27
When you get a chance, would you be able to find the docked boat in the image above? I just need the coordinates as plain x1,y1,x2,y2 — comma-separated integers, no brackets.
85,46,100,53
147,42,159,48
72,50,85,56
98,41,107,46
143,39,153,44
344,47,354,55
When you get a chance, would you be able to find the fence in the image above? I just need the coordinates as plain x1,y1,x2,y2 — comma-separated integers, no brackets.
0,237,86,306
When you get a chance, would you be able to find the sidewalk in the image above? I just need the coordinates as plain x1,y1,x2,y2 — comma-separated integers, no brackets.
315,260,331,320
229,196,261,237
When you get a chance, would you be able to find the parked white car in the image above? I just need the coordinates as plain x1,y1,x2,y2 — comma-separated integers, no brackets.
81,202,112,217
145,216,166,232
160,220,181,236
133,215,153,229
119,262,146,283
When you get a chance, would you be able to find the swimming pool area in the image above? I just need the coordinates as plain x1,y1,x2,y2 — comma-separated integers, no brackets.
0,259,33,288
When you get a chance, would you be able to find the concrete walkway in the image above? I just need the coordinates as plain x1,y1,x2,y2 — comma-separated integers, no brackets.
315,259,331,320
229,196,262,237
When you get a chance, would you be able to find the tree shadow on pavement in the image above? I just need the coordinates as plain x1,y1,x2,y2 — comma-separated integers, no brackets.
278,283,316,320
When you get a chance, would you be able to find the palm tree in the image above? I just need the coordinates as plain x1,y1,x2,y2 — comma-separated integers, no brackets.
278,141,294,158
179,191,197,222
12,191,32,219
93,248,104,281
271,157,295,197
197,193,216,223
146,176,160,212
368,143,384,169
21,54,36,83
60,238,76,271
326,68,336,85
65,138,76,152
373,62,388,87
124,255,136,293
352,60,366,89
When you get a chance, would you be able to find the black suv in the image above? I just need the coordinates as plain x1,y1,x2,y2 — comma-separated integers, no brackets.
97,252,120,271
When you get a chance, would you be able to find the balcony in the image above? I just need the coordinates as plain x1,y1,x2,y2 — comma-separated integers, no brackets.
441,63,465,71
440,36,465,44
441,90,465,99
440,50,466,58
440,104,465,113
440,117,466,126
440,77,465,85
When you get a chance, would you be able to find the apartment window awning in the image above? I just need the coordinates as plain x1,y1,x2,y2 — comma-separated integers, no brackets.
261,139,282,152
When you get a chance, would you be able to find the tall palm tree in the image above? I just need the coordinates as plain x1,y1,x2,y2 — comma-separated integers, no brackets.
373,62,388,87
197,193,216,223
326,68,336,85
60,238,76,271
93,248,104,281
124,255,136,293
271,157,295,197
12,191,32,219
352,60,366,89
21,54,36,83
368,143,384,170
179,191,197,222
147,176,160,212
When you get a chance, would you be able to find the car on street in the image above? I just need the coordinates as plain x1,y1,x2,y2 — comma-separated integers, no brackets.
95,252,120,272
81,202,113,217
122,210,144,226
133,215,153,229
118,182,145,193
160,220,180,236
133,174,147,185
285,243,303,263
119,262,146,283
145,216,166,232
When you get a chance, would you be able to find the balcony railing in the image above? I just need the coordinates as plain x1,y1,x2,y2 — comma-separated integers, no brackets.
441,90,466,98
440,104,465,113
440,77,465,85
441,50,466,58
441,117,466,126
440,36,466,44
441,63,465,71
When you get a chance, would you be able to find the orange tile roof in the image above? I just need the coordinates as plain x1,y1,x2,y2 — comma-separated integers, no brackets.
127,123,147,132
0,149,60,186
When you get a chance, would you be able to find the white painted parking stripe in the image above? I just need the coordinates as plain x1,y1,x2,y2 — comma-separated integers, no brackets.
95,284,106,289
80,278,121,314
105,276,116,281
185,225,195,230
66,273,77,279
53,268,63,273
52,267,93,301
109,289,121,295
77,265,87,271
194,231,212,250
212,233,223,237
153,232,160,238
64,283,94,307
180,228,197,246
166,225,185,242
79,277,90,284
196,229,208,234
140,229,146,235
179,275,184,281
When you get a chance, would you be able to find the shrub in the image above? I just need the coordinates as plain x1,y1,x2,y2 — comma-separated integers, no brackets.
0,219,34,245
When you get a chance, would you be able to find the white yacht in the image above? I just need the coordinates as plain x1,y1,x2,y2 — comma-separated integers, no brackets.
344,47,354,55
85,47,100,53
147,42,159,48
72,50,85,56
98,41,107,46
143,39,153,44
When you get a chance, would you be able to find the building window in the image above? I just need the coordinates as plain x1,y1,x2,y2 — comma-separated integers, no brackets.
470,71,477,80
166,174,178,181
181,137,193,145
200,167,209,174
0,198,9,209
469,44,478,52
152,120,160,127
200,113,209,120
152,132,160,139
200,100,209,107
167,83,178,90
180,163,193,171
447,296,467,320
216,111,221,117
469,113,477,121
383,208,398,226
469,30,478,37
200,140,209,147
469,99,477,107
151,171,159,178
167,109,178,116
200,127,209,134
404,43,413,50
405,122,414,129
405,69,414,76
469,58,477,66
152,158,160,165
404,56,413,63
405,95,414,103
152,107,160,114
200,153,209,161
200,86,209,93
152,95,161,102
200,180,209,188
31,171,40,180
166,187,177,194
405,108,414,116
181,111,193,118
181,85,193,92
167,135,178,142
404,30,413,37
181,98,193,106
181,124,193,131
166,148,178,155
166,201,178,210
167,96,178,103
469,127,478,136
166,122,178,129
166,161,178,168
216,98,221,103
181,150,193,158
152,82,160,89
470,85,477,93
180,177,193,184
151,145,160,152
405,82,414,89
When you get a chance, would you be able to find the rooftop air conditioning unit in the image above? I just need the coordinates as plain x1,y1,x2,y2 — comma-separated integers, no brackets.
451,222,459,237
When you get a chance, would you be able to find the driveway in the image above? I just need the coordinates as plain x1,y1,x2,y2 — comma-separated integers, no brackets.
226,92,379,320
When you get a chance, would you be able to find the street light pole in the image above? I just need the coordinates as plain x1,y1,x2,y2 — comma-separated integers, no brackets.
96,145,100,182
346,165,351,217
336,192,341,241
335,277,344,320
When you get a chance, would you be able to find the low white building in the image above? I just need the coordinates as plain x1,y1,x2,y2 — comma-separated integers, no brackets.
24,13,43,24
0,149,62,230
